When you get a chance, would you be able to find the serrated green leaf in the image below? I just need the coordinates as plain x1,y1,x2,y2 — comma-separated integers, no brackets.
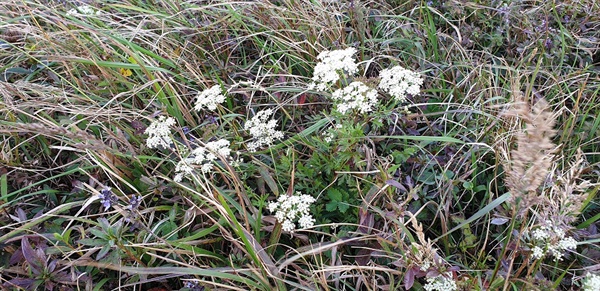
326,202,338,212
337,202,350,213
327,188,342,201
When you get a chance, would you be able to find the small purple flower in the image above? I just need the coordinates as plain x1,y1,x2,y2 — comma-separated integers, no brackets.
498,5,511,24
182,126,196,142
205,115,218,124
544,38,553,50
183,281,204,291
126,195,142,211
98,188,117,211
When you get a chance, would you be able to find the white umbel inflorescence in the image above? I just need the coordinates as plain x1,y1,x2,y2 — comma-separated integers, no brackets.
378,65,423,102
582,273,600,291
145,116,176,149
66,5,102,16
310,47,358,91
268,192,316,232
173,139,232,182
244,109,284,152
529,222,577,261
423,273,458,291
194,85,226,111
331,81,378,114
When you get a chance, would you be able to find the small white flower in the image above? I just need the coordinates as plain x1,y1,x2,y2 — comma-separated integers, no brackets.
281,220,295,232
420,260,431,272
244,109,284,152
531,246,545,259
145,116,176,149
558,236,577,251
268,192,316,232
529,223,577,261
378,65,423,102
331,81,378,114
423,273,458,291
194,85,226,111
583,273,600,291
268,202,279,213
172,139,233,181
200,163,213,173
206,139,232,157
173,173,184,183
66,5,102,17
298,214,315,229
311,47,358,91
532,227,550,240
175,160,194,176
553,227,566,239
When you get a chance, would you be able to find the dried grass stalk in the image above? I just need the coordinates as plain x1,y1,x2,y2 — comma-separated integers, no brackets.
504,96,558,213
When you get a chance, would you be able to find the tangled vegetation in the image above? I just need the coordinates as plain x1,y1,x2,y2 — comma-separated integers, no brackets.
1,0,599,290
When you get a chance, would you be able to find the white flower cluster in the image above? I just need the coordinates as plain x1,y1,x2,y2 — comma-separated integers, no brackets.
378,65,423,102
145,116,176,149
423,273,458,291
244,109,284,152
268,192,316,232
529,223,577,261
331,81,378,114
583,273,600,291
173,139,232,182
310,47,358,91
323,123,343,143
194,85,226,111
66,5,102,17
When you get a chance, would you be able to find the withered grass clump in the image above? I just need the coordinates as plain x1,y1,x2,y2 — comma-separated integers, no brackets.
544,149,592,224
503,96,558,213
503,94,594,222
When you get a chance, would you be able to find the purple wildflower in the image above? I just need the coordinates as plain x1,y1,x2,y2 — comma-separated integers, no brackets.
544,38,553,50
98,188,117,211
126,195,142,211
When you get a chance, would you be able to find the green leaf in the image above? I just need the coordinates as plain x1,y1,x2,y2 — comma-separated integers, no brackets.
326,202,338,212
337,202,350,213
96,244,112,260
0,174,7,203
327,188,342,201
88,228,109,240
462,181,474,190
78,238,108,247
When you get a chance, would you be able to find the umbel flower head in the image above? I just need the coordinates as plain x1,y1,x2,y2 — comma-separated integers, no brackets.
378,65,423,102
310,47,358,91
244,109,284,152
268,192,316,232
145,116,176,149
66,5,102,17
331,81,378,114
582,273,600,291
173,139,232,182
529,221,577,261
423,273,458,291
194,85,226,111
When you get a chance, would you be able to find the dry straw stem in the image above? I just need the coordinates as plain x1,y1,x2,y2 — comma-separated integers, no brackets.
503,95,558,213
